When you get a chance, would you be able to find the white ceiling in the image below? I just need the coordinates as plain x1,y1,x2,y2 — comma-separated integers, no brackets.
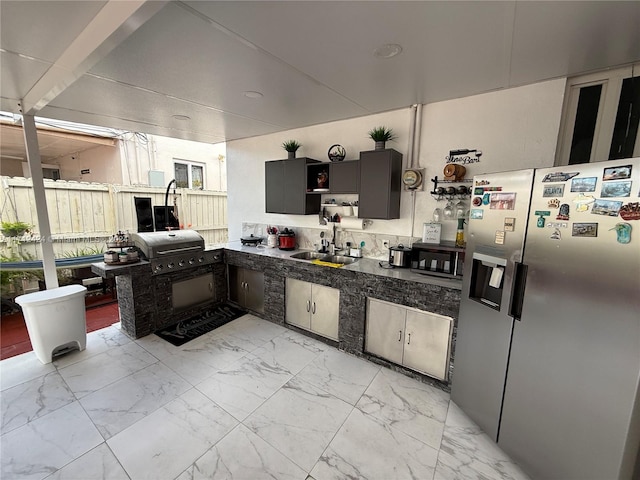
1,1,639,147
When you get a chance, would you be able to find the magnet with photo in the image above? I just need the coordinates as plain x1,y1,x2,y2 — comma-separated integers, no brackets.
572,223,598,237
489,192,516,210
571,177,597,192
600,181,632,198
470,209,484,220
603,164,632,181
591,199,623,216
543,184,565,197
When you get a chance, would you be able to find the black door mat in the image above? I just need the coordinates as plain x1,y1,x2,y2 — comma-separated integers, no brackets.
155,304,247,346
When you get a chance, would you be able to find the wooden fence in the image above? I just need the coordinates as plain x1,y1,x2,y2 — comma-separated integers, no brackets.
0,177,228,258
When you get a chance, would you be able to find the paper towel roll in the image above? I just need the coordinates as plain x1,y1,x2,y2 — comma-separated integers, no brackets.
341,217,365,230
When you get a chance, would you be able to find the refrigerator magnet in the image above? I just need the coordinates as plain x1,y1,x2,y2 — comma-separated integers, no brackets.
489,192,516,210
591,199,623,216
619,202,640,221
472,196,483,206
470,209,484,220
494,230,506,245
550,228,562,240
603,164,632,181
534,211,550,228
547,198,560,208
571,177,597,192
572,223,598,237
542,171,579,182
543,184,565,197
504,218,516,231
556,204,570,220
601,181,632,198
573,193,595,212
610,222,632,244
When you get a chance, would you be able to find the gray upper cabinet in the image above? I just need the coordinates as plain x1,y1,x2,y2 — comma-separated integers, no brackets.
358,149,402,219
265,157,321,215
329,160,359,193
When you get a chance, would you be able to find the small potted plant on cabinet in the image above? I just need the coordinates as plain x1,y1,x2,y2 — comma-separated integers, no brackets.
282,140,302,160
368,126,397,150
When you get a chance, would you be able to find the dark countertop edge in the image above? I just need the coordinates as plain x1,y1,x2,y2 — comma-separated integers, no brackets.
219,242,462,291
91,260,150,278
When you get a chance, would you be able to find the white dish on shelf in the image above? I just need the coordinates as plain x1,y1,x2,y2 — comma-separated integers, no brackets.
313,188,330,192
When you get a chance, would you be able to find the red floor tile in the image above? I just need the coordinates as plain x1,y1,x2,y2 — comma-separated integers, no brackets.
1,298,120,361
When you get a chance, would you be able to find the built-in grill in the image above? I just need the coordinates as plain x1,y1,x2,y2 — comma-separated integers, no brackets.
131,230,220,275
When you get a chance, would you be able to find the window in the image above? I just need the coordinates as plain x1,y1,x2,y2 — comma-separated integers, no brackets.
174,160,204,189
556,64,640,165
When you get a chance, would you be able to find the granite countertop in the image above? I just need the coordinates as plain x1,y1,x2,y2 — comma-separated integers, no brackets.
219,241,463,290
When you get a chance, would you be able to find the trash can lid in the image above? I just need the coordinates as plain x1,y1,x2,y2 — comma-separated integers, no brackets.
15,284,87,307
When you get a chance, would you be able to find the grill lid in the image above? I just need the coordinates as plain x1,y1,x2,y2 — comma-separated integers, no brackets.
131,230,204,259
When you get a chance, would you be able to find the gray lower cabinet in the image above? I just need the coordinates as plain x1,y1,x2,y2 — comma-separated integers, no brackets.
285,278,339,340
228,265,264,314
365,298,453,380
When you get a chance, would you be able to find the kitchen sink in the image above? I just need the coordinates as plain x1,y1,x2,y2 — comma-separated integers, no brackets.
289,251,358,265
290,251,331,260
324,255,358,265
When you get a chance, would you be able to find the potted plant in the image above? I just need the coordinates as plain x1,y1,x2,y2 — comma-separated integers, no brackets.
368,126,397,150
1,221,32,237
282,140,302,159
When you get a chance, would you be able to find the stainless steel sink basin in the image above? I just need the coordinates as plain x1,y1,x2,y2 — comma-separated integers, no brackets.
290,251,331,260
289,251,359,265
325,255,358,265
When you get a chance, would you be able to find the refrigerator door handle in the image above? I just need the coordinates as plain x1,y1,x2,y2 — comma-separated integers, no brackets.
508,262,528,321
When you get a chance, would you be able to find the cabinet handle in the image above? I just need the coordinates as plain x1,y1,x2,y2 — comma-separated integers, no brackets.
407,333,411,345
209,282,213,292
398,330,402,342
306,300,311,312
312,302,316,314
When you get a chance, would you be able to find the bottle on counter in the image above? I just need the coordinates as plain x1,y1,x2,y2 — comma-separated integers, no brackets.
455,218,466,248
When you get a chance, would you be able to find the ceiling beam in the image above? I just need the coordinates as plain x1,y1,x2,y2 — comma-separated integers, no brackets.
20,0,167,115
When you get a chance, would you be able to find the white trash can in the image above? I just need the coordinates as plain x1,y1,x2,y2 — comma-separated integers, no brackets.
15,285,88,364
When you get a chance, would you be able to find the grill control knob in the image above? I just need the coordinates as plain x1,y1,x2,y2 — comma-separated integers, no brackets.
156,264,163,272
189,258,195,265
198,256,205,263
168,262,175,269
178,260,185,267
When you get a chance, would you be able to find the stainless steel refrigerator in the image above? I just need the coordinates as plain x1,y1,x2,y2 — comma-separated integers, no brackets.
451,158,640,479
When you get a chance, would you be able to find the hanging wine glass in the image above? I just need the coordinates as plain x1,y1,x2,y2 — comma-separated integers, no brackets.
443,200,454,220
455,200,466,219
433,208,442,222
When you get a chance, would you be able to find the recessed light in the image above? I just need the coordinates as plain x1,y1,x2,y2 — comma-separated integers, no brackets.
373,43,403,59
172,115,191,121
243,91,264,99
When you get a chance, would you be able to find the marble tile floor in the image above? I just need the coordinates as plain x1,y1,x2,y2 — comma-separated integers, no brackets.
0,314,530,480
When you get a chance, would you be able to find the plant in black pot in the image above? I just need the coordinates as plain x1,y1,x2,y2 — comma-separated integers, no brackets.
368,126,397,151
282,140,302,160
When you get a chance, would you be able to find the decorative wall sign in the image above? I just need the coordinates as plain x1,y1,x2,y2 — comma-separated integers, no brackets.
556,204,570,220
542,172,579,182
591,199,623,216
572,223,598,237
573,193,595,212
603,164,632,181
543,184,565,197
610,222,632,244
601,181,632,198
489,192,516,210
547,198,561,208
571,177,597,192
619,202,640,221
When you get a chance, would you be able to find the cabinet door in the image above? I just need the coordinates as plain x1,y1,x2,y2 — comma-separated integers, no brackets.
403,310,453,381
285,278,311,329
310,284,339,340
265,160,284,213
365,298,405,365
358,150,402,219
329,160,359,193
244,269,264,314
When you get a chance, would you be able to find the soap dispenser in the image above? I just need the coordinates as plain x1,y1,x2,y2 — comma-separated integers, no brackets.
455,218,466,248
